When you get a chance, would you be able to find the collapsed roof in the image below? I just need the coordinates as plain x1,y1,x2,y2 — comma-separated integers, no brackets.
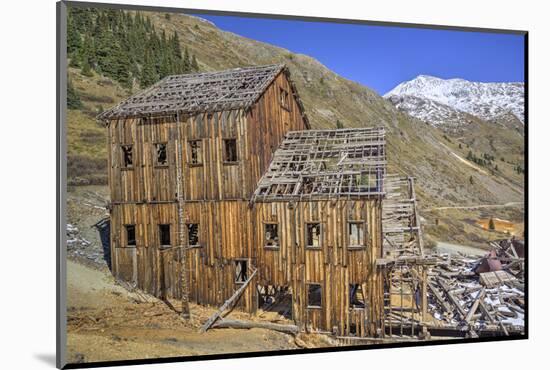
251,127,386,202
98,64,308,125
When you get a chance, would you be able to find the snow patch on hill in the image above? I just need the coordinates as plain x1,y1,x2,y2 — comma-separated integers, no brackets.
384,75,524,125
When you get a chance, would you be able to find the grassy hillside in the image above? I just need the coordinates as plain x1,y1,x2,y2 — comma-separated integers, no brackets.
67,9,525,248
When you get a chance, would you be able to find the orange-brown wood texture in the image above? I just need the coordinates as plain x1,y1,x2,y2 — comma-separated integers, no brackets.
106,71,383,337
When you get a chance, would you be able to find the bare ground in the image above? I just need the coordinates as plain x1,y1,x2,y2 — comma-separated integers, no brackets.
66,260,336,365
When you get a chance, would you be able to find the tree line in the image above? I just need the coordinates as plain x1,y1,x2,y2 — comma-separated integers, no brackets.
67,7,199,90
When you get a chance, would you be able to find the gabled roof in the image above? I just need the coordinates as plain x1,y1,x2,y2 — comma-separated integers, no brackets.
250,127,386,202
98,64,308,125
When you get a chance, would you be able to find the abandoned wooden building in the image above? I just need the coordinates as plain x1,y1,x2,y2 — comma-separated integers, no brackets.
98,64,408,337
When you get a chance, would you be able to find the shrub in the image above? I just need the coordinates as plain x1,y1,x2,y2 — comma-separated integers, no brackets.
67,155,107,178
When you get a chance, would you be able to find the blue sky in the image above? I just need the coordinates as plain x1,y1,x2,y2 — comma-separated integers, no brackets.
194,14,525,95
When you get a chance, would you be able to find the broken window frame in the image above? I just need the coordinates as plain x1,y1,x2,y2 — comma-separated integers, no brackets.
223,138,238,164
158,224,171,248
305,222,322,249
125,224,136,247
188,139,203,166
307,283,322,309
186,223,200,247
264,222,280,249
348,221,367,249
234,259,248,284
279,87,291,111
349,283,366,309
153,142,168,167
120,144,134,169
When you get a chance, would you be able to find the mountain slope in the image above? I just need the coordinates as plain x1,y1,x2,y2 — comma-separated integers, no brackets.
68,10,525,248
382,74,524,192
384,74,524,123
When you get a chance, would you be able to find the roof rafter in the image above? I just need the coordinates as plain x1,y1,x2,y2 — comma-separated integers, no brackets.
98,64,309,128
251,127,387,202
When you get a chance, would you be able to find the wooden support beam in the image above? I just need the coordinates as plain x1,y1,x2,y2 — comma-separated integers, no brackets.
427,282,453,314
200,267,258,333
465,288,485,323
175,115,191,320
438,279,467,319
212,319,299,335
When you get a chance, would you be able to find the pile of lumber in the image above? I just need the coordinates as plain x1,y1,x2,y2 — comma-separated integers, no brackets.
425,245,524,335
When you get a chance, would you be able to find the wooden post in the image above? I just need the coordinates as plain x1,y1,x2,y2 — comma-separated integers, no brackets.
408,177,424,256
176,113,191,319
421,266,428,323
200,267,258,333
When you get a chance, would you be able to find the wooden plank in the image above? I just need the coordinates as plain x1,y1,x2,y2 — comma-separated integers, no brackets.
200,267,258,333
212,319,299,334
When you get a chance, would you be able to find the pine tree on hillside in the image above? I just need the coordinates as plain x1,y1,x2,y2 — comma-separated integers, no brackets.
67,16,82,56
81,58,93,77
67,79,83,109
488,218,495,231
110,45,132,88
68,9,201,87
79,35,96,71
183,47,191,73
336,119,344,129
140,50,158,88
191,55,199,72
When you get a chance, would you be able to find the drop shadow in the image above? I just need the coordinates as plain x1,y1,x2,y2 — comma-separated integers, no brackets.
34,353,57,367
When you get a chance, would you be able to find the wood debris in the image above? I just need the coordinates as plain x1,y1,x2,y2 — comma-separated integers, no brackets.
423,239,524,335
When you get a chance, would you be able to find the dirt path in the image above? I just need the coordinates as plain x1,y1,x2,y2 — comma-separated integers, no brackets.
427,201,524,211
434,241,486,256
66,260,331,365
436,140,488,175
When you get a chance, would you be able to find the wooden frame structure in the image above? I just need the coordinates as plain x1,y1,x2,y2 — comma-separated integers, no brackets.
99,64,391,338
251,128,386,202
382,175,424,257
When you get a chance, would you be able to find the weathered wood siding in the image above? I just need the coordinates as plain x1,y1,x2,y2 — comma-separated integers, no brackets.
107,111,249,202
106,71,381,336
107,72,307,204
252,199,384,336
109,199,383,336
109,201,257,312
246,72,308,184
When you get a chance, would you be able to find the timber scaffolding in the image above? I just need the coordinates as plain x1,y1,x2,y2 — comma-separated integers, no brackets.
373,172,524,341
382,175,424,257
373,245,524,342
250,127,386,203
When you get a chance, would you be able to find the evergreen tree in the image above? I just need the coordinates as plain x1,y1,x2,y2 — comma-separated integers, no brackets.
336,119,344,129
140,50,158,88
191,54,199,72
80,35,96,71
488,218,495,231
67,79,83,109
171,32,182,61
67,15,81,55
81,58,93,77
68,9,199,87
183,47,191,72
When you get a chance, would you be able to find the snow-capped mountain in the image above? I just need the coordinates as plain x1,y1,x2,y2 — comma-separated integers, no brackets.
385,94,475,130
384,75,524,126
